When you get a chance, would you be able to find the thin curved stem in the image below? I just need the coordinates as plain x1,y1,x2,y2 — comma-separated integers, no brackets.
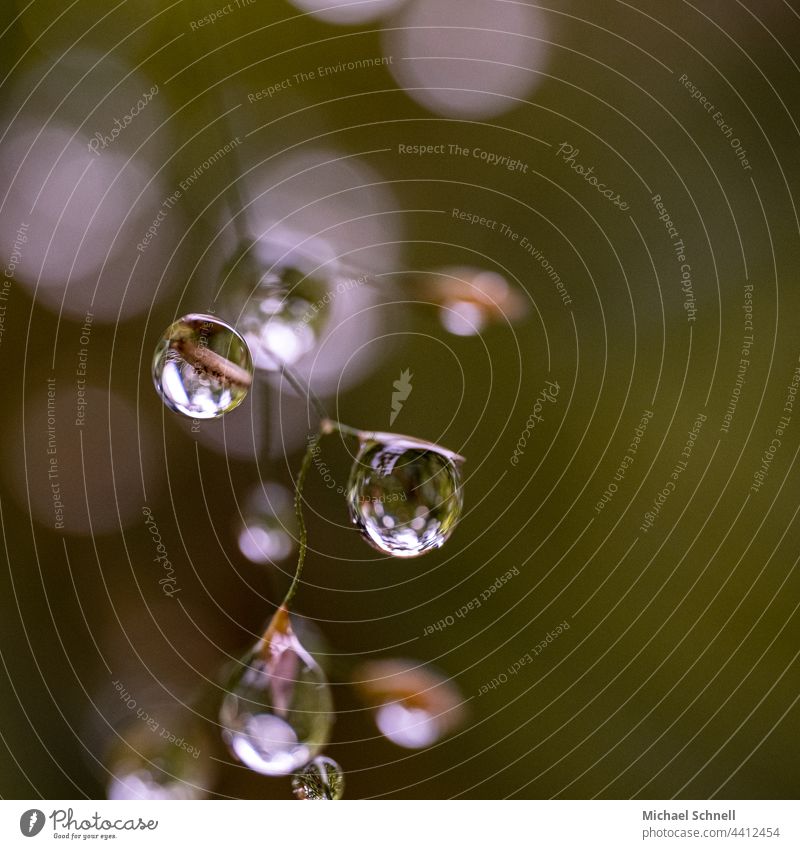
269,363,367,611
277,418,365,611
281,431,321,609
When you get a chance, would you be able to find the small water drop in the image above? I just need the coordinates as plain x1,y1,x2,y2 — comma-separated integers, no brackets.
152,314,252,419
291,756,345,800
347,434,464,557
236,483,297,565
220,606,333,776
223,241,334,371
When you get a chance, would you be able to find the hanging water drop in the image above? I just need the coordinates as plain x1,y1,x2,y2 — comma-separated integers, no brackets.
222,240,335,371
346,434,464,557
291,756,345,800
152,314,252,419
220,606,333,776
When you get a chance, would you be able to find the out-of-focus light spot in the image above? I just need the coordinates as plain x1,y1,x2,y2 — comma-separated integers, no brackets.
221,151,400,452
385,0,551,118
353,658,466,749
290,0,407,25
440,299,487,336
420,266,529,336
242,148,401,275
105,716,215,801
224,148,400,449
375,701,441,748
221,235,338,373
108,771,197,801
236,482,296,565
238,524,294,563
0,52,178,321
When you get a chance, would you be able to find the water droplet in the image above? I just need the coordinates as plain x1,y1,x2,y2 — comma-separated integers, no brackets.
237,483,296,565
152,314,252,419
347,434,464,557
105,717,214,800
353,659,466,750
220,606,333,776
223,241,334,371
291,756,345,800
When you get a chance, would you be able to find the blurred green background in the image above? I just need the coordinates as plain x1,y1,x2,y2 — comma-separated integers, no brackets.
0,0,798,799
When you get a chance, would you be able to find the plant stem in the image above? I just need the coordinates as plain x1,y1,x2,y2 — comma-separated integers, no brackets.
272,362,368,441
277,416,367,611
269,362,369,611
281,430,322,610
320,418,366,440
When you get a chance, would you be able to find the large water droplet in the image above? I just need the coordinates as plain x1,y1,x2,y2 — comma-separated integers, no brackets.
347,434,464,557
291,756,345,800
220,606,333,776
236,483,296,565
152,314,253,419
353,659,466,750
223,240,334,371
105,716,215,800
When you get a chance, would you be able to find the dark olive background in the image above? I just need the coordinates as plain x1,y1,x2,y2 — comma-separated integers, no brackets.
0,0,798,800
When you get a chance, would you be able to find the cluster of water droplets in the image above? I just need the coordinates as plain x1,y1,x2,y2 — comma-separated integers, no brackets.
150,294,470,798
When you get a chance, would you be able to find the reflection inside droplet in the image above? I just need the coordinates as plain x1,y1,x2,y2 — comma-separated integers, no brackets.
229,713,304,776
